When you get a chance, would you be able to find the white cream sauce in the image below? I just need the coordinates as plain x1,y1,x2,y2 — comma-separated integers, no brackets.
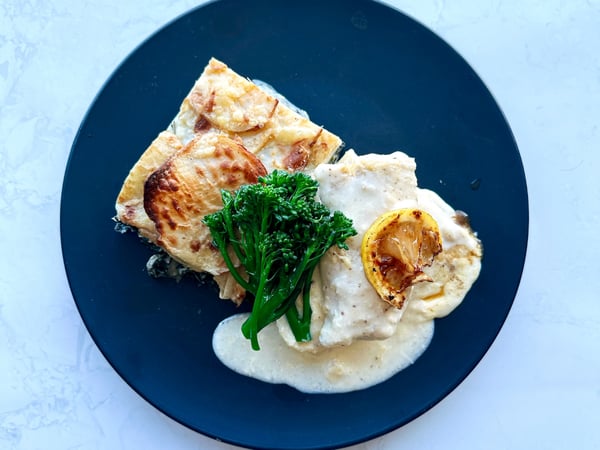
213,302,433,394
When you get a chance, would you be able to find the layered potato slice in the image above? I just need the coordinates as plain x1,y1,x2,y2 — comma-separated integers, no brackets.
115,58,343,303
115,131,184,242
143,133,267,276
170,58,342,172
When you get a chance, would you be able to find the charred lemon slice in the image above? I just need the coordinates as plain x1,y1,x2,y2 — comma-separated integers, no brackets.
361,208,443,309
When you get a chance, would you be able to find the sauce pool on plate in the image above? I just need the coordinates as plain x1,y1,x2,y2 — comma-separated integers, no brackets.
212,302,434,394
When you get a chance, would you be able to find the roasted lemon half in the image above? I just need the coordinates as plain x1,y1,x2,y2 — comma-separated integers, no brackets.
361,208,443,309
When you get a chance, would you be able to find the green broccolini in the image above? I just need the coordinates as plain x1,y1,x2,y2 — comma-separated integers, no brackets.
203,170,356,350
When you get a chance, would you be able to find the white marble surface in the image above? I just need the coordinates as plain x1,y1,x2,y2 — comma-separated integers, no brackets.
1,0,599,448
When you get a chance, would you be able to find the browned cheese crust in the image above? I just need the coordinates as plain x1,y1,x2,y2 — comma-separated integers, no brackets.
143,133,267,275
115,131,183,241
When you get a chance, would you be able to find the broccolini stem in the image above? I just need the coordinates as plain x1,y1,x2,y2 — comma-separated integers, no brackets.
241,256,273,350
211,232,252,293
284,263,316,342
221,192,245,265
301,264,316,322
252,248,311,328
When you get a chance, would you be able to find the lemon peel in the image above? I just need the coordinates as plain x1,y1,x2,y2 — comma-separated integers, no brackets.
361,208,442,309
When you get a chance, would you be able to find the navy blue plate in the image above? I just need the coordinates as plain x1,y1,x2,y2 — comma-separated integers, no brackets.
61,1,528,449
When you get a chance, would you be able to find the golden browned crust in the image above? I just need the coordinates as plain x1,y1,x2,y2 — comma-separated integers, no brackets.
115,131,184,241
143,134,267,276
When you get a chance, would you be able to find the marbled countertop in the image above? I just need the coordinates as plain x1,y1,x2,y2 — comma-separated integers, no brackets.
1,0,599,449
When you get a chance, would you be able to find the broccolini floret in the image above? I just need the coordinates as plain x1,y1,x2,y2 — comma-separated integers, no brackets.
203,170,356,350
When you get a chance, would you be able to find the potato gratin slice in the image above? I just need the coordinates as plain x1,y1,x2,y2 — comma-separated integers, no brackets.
361,208,443,309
